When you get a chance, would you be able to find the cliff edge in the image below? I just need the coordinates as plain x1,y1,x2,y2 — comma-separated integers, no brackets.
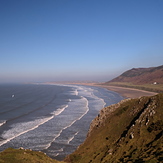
65,93,163,163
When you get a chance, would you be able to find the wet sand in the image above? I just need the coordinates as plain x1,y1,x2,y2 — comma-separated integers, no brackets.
47,82,158,99
95,85,158,98
71,83,158,98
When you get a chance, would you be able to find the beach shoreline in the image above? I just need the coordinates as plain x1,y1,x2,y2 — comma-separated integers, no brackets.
65,82,158,99
96,85,158,98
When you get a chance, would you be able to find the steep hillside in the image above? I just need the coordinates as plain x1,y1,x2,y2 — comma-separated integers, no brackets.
65,93,163,163
0,148,64,163
108,65,163,84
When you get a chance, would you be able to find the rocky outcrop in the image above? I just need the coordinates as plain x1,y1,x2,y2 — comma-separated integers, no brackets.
87,98,131,137
0,148,62,163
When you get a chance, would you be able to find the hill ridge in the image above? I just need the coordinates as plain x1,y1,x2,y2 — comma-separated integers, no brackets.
108,65,163,84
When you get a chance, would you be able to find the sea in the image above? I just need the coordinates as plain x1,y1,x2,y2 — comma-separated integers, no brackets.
0,84,124,160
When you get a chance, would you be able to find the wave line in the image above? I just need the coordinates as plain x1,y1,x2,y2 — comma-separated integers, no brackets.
0,105,68,147
45,98,89,150
67,132,79,144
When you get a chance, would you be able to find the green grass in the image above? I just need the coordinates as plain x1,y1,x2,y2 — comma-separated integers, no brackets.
65,93,163,163
0,148,64,163
107,82,163,93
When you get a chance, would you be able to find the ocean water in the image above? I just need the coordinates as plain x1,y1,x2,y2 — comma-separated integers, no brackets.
0,84,124,160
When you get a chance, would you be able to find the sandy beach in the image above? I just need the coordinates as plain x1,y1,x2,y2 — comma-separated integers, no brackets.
96,85,158,98
48,82,158,98
69,83,158,99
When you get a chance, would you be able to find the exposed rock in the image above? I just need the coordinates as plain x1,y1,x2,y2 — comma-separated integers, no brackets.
87,98,131,137
129,132,134,139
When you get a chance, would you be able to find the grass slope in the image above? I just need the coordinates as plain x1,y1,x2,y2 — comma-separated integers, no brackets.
105,65,163,93
108,65,163,85
0,148,63,163
106,82,163,93
65,93,163,163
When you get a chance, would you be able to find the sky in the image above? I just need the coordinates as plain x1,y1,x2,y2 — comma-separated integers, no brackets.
1,0,163,83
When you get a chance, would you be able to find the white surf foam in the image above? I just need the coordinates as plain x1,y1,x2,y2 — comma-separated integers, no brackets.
0,117,54,147
44,98,89,150
0,121,6,127
79,86,106,110
53,105,68,116
0,105,68,147
67,132,79,144
74,89,78,96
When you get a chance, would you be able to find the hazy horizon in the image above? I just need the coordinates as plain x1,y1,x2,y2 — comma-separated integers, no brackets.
1,0,163,83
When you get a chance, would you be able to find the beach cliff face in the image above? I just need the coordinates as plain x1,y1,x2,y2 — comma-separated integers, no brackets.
65,93,163,163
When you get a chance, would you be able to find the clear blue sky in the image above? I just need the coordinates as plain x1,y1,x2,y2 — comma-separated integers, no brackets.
1,0,163,83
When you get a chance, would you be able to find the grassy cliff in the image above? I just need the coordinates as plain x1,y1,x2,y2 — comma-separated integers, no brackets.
0,148,64,163
65,93,163,163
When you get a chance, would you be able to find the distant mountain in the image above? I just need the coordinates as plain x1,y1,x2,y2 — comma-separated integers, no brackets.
65,93,163,163
107,65,163,84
